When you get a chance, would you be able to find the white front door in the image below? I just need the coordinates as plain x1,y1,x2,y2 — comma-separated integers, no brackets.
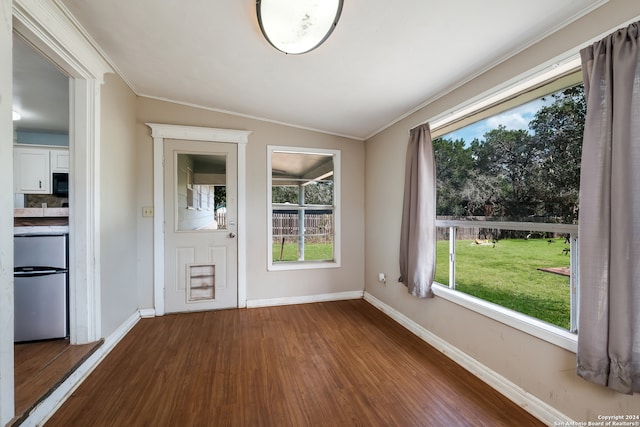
164,139,238,313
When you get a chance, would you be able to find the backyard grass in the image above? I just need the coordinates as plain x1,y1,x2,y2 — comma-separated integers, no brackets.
273,242,333,262
274,237,571,330
435,237,571,329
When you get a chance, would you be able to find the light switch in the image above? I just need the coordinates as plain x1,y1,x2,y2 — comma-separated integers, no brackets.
142,206,154,217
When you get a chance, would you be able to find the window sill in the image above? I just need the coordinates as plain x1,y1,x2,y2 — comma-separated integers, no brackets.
431,283,577,353
268,260,340,271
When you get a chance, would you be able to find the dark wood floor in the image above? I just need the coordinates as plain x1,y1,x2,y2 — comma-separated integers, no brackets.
46,300,544,426
13,338,102,425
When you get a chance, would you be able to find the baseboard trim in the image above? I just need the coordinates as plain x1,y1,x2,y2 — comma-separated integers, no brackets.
138,308,156,318
24,310,142,426
363,292,573,426
246,290,364,308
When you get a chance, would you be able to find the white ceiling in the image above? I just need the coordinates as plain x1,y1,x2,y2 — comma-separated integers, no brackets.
12,35,69,133
20,0,605,140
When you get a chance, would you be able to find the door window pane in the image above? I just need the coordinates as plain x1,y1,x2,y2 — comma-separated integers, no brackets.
176,153,227,231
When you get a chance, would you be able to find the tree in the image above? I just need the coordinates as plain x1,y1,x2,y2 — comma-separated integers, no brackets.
304,181,333,205
214,186,226,209
433,137,474,216
434,84,584,223
471,126,544,219
459,171,504,217
272,180,333,205
272,186,298,204
528,84,584,222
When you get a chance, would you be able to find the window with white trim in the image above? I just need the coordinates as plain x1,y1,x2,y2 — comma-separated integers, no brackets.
431,68,583,334
267,146,340,270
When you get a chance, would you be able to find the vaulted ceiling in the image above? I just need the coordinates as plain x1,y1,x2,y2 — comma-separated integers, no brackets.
27,0,607,140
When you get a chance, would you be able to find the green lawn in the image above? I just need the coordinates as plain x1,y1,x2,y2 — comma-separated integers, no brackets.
435,237,571,329
274,237,571,329
273,242,333,262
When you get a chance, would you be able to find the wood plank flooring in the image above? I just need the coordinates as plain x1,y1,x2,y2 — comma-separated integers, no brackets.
13,338,102,425
45,300,545,426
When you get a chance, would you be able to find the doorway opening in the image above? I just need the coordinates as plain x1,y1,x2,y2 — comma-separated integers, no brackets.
3,1,111,423
12,32,75,421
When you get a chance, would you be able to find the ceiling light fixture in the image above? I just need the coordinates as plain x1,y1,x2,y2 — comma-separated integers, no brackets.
12,110,21,121
256,0,343,55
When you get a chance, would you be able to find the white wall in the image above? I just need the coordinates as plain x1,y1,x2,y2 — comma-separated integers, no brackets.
364,0,640,422
99,73,139,337
15,131,68,146
135,97,365,309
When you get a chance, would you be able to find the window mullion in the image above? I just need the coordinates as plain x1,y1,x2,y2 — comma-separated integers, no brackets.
570,234,579,333
449,226,456,289
298,184,305,261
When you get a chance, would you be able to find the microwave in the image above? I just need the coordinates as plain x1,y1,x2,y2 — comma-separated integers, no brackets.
52,173,68,197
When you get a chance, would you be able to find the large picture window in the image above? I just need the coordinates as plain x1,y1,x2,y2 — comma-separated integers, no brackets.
431,69,583,336
267,146,340,270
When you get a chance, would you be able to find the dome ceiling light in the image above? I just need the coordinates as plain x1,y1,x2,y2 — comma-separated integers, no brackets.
256,0,343,55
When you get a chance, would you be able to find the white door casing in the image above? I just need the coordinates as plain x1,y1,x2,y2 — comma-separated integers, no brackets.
3,1,112,423
147,124,251,316
13,0,111,346
163,140,238,312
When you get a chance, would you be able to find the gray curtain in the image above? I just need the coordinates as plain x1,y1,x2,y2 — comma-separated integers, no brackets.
577,21,640,394
399,123,436,298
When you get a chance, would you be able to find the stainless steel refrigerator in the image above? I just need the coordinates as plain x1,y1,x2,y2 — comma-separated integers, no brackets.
14,234,69,342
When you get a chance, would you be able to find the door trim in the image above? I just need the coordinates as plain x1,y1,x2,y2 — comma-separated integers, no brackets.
147,123,251,315
13,0,112,347
4,1,111,423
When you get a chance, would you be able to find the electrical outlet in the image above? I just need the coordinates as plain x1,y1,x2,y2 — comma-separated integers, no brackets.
378,273,387,285
142,206,154,217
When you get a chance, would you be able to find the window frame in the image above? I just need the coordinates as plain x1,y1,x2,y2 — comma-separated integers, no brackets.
426,57,583,352
432,283,578,352
267,145,341,271
429,56,582,137
433,220,578,352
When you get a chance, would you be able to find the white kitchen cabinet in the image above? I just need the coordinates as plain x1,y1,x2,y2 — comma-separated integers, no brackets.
14,146,70,194
14,147,51,194
50,148,70,173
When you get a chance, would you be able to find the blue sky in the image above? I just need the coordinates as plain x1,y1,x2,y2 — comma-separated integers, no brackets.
444,97,552,144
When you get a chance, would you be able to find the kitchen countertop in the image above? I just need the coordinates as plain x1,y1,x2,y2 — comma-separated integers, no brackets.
14,226,69,236
14,208,69,217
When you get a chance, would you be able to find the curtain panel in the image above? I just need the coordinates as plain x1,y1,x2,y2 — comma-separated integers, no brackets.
577,20,640,394
399,123,436,298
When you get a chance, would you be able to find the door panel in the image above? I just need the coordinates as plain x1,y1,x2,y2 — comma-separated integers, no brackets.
164,139,237,313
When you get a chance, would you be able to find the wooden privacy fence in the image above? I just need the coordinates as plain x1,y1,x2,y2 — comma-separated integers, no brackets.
272,212,334,243
435,216,570,241
437,225,502,241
